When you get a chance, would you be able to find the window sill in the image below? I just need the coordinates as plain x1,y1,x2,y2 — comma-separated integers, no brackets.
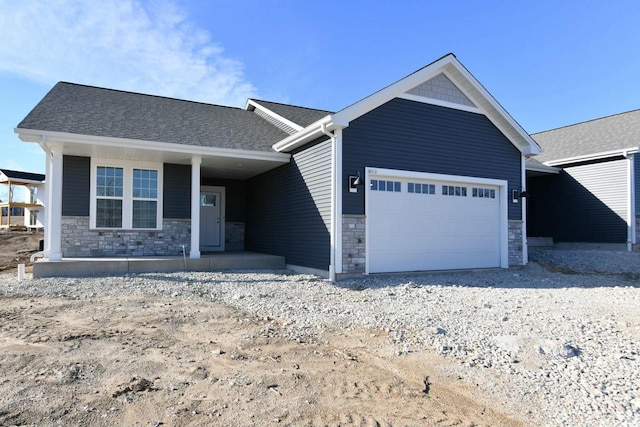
90,228,163,232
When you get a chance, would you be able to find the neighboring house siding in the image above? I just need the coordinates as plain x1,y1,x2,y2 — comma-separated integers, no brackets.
342,98,522,220
529,158,628,243
163,163,191,219
246,138,332,270
558,159,628,242
62,155,90,216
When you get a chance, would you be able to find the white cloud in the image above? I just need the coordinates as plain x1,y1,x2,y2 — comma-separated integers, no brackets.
0,0,257,106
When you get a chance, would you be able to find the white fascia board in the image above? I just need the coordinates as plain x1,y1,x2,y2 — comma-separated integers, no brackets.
245,99,304,132
15,128,291,163
331,56,455,126
271,115,341,152
525,163,561,174
543,147,640,167
397,93,482,114
446,57,542,156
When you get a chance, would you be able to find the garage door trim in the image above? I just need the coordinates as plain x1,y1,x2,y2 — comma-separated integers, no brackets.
364,167,509,274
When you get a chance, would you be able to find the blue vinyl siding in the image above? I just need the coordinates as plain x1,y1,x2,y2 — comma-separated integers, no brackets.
62,155,90,216
246,138,331,270
635,155,640,214
163,163,191,219
527,158,628,243
342,98,522,220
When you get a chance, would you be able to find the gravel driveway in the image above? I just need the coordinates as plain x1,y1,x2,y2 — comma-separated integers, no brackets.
1,248,639,426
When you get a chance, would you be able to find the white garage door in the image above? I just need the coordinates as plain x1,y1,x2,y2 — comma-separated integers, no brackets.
367,169,504,273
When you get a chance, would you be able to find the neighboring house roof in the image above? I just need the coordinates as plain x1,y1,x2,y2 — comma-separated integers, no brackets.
0,168,45,183
248,99,332,128
17,82,290,152
532,109,640,165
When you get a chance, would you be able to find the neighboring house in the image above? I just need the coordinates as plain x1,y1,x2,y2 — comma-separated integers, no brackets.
0,168,46,229
15,53,540,278
528,109,640,250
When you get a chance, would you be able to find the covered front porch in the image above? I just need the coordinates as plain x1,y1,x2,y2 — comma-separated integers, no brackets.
29,132,290,263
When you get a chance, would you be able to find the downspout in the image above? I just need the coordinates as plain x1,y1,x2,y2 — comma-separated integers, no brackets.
624,150,636,251
521,154,528,264
321,123,338,282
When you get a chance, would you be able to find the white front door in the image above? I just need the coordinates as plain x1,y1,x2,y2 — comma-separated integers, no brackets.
200,186,225,251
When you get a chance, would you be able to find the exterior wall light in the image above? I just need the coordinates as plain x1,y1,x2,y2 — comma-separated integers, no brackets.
512,189,529,203
349,171,361,193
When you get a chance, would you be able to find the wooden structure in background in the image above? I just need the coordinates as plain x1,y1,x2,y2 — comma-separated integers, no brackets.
0,169,45,230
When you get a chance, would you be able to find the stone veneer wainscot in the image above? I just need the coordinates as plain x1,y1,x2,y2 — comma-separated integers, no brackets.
508,220,524,265
341,216,525,273
61,217,191,257
342,215,366,273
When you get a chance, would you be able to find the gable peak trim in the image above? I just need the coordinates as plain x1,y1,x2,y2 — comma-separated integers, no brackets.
245,99,304,132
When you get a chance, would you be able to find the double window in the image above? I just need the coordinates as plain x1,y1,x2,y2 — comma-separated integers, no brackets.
91,160,163,230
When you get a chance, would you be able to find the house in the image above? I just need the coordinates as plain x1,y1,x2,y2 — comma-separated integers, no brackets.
0,168,45,229
15,53,540,278
528,110,640,250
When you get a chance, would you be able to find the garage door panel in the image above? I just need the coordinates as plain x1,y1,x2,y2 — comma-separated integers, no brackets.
367,174,502,273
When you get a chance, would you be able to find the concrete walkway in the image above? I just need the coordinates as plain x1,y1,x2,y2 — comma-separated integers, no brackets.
32,252,286,278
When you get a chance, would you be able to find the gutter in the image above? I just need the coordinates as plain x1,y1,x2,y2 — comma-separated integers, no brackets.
543,147,640,167
272,116,348,153
320,123,338,282
16,128,291,163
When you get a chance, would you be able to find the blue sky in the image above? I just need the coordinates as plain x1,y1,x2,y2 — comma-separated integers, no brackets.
1,0,640,175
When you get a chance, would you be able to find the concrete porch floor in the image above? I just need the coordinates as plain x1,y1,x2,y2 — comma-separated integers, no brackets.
32,252,286,278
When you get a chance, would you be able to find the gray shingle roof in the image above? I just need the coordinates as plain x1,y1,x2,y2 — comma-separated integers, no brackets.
249,99,332,127
18,82,290,152
532,109,640,163
0,169,45,182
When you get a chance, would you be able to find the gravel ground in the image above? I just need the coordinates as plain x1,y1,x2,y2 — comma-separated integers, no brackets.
1,249,639,426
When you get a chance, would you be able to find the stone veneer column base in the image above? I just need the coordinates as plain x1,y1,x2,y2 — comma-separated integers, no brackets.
225,222,245,251
342,215,366,273
61,216,191,257
508,220,524,266
341,216,525,272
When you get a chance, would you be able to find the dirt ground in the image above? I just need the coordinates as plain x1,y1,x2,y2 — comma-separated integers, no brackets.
0,230,42,272
0,295,521,427
0,232,523,426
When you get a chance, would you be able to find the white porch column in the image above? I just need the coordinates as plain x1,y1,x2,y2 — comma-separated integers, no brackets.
190,156,201,259
44,147,52,254
48,144,63,261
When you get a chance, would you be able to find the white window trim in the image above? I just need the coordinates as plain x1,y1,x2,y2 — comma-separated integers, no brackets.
90,158,164,231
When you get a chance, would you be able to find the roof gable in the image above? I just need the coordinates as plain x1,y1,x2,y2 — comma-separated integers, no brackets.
532,109,640,164
405,73,476,109
274,54,541,155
